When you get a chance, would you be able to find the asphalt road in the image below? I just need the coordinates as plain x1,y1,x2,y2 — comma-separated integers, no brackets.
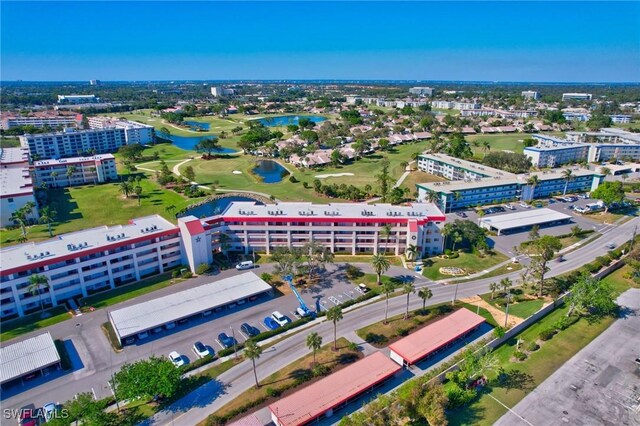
3,215,638,420
143,216,640,426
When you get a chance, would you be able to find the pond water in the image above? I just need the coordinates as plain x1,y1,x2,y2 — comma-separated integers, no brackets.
257,115,326,127
156,131,237,153
252,160,288,183
181,196,261,218
184,121,211,131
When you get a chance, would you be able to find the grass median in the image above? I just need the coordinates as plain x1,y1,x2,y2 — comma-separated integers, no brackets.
0,306,70,342
422,251,510,281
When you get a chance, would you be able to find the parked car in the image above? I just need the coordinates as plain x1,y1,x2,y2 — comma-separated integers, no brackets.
43,402,57,422
217,333,237,348
168,351,185,367
566,204,575,210
454,211,467,218
504,204,515,210
235,261,254,270
359,283,370,293
240,322,260,337
192,341,211,358
263,316,280,330
271,311,291,327
519,202,530,209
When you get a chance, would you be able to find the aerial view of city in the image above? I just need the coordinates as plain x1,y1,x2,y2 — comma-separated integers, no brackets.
1,1,639,425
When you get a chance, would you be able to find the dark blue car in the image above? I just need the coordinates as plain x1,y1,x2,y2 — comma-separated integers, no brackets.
263,317,280,330
217,332,237,348
241,322,261,337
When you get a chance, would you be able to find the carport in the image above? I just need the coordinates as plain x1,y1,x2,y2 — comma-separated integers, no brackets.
0,332,61,389
478,208,572,235
108,272,273,345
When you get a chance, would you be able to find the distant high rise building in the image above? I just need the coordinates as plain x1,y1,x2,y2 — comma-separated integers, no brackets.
210,86,235,97
521,90,540,100
409,87,434,96
89,80,101,86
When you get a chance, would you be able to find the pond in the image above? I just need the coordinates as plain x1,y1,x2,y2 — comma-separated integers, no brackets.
252,159,288,183
257,115,326,127
156,131,237,153
181,196,261,218
184,120,211,131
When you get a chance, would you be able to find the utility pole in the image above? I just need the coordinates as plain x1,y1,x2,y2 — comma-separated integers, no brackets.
504,291,511,328
452,283,459,306
629,225,637,252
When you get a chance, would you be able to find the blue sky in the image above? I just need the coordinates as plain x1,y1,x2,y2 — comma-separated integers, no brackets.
2,1,639,82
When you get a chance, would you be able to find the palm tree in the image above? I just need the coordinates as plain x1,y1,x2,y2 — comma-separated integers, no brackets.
244,340,263,388
451,232,463,252
482,141,490,156
165,204,176,217
65,166,77,186
418,287,433,311
403,283,415,320
499,278,512,297
119,181,132,198
405,244,418,261
562,169,574,196
306,332,323,365
218,233,231,260
380,224,392,254
382,281,395,324
371,254,391,285
326,306,343,351
425,190,440,204
27,274,50,313
440,223,453,250
38,206,56,238
526,175,539,201
489,282,498,300
600,166,611,177
134,185,143,205
50,171,59,188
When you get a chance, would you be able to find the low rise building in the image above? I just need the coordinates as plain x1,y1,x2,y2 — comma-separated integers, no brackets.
609,115,632,124
562,93,592,101
57,95,99,104
0,112,81,130
87,117,155,145
0,215,182,319
409,86,434,96
524,135,591,168
202,201,446,258
0,148,37,228
20,128,129,160
33,154,118,188
521,90,540,100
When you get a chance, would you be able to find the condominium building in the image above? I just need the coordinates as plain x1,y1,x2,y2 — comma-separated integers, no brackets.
0,216,183,319
521,91,540,100
609,115,632,124
409,87,434,96
20,128,128,160
210,87,235,97
460,108,538,119
87,117,155,145
416,153,603,211
561,93,592,101
431,101,481,110
57,95,99,104
0,112,81,130
0,148,37,228
524,135,591,168
202,202,446,258
33,154,118,188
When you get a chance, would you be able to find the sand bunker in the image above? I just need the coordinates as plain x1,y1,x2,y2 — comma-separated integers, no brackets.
232,170,242,175
315,173,355,178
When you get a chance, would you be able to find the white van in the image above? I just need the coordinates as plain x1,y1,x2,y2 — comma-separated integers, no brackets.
235,261,254,270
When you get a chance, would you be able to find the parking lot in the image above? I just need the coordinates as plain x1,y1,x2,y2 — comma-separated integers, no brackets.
446,196,623,258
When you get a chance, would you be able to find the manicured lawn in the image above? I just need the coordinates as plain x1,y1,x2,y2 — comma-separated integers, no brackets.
0,136,21,148
480,294,546,320
447,303,617,425
79,272,185,310
466,132,565,157
600,265,640,295
208,337,359,423
421,251,509,281
455,262,522,282
356,303,455,347
196,357,244,380
1,178,199,246
1,306,71,342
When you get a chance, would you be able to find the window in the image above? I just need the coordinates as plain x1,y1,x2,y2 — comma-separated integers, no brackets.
8,198,14,203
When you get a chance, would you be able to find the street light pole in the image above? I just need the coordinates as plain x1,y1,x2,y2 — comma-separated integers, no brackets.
504,292,511,328
452,283,459,306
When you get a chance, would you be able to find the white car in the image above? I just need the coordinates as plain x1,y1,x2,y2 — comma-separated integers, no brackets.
168,351,185,367
43,402,57,422
504,204,515,210
192,341,211,358
271,311,291,327
519,202,531,209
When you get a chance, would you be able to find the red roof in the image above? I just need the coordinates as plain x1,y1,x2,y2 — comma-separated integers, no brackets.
389,308,485,365
269,352,401,426
183,219,205,235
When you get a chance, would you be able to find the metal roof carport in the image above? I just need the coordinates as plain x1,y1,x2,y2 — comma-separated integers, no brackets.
389,308,486,366
269,352,401,426
0,332,61,387
478,208,572,235
108,272,273,345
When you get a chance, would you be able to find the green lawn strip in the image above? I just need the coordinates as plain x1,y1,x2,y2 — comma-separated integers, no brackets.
400,170,447,193
204,337,359,425
479,294,545,320
447,304,617,425
458,303,499,328
422,251,509,281
79,272,184,310
0,136,21,148
1,178,198,246
356,303,456,347
600,264,640,295
101,322,123,352
0,306,71,342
